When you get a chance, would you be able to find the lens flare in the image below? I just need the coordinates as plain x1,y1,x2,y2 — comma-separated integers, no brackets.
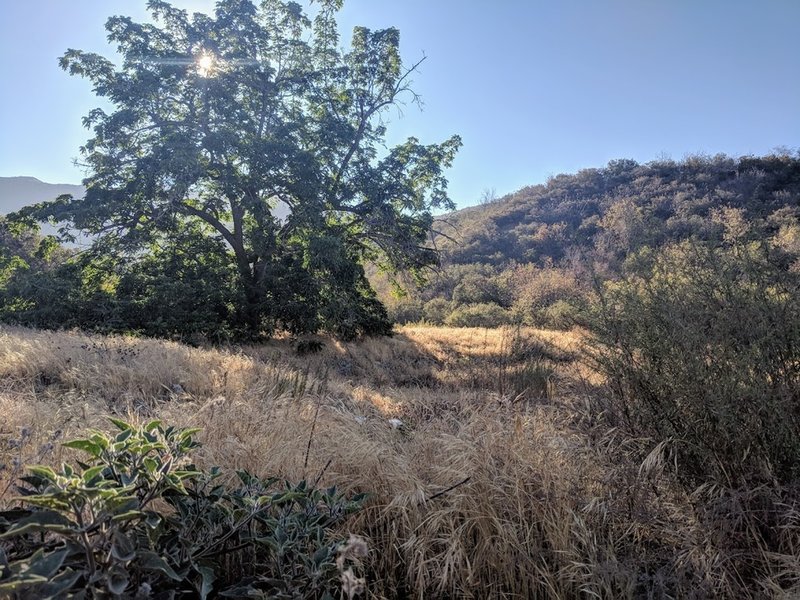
196,53,214,77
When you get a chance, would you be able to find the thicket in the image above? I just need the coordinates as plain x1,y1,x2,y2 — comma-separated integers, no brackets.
587,238,800,592
591,239,800,485
0,419,366,598
0,219,391,341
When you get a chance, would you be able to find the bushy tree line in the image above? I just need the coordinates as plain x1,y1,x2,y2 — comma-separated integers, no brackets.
0,217,394,341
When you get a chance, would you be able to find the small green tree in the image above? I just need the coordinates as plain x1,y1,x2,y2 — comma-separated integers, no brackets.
16,0,460,337
114,221,240,339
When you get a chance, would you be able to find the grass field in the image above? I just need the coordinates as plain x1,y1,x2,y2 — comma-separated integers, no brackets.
1,325,797,598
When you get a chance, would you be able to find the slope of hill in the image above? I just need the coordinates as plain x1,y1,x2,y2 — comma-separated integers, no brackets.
440,153,800,265
380,152,800,325
0,176,84,214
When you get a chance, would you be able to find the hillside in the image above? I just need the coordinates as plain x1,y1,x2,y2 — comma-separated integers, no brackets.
0,177,87,242
440,153,800,265
380,152,800,326
0,176,84,214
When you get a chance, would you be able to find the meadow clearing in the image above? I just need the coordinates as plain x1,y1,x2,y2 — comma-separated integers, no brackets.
1,324,797,598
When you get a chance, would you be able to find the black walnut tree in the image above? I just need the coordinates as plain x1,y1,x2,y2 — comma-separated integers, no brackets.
28,0,460,337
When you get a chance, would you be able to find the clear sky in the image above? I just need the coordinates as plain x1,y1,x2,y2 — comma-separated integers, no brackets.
1,0,798,208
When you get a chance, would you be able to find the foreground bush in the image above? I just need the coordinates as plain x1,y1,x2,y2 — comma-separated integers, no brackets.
591,240,800,486
0,419,365,598
588,239,800,594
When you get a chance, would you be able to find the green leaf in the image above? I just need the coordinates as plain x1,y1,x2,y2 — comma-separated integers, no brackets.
114,428,133,443
144,457,158,474
144,511,162,529
111,531,136,561
38,569,82,597
312,546,330,567
138,551,181,581
173,469,202,480
26,466,58,482
18,496,72,512
178,427,201,440
107,569,129,595
0,510,76,538
0,575,49,591
62,439,101,457
237,470,255,486
25,548,68,578
89,433,110,450
82,465,105,483
144,419,162,433
108,417,132,431
105,496,138,513
111,510,142,523
272,491,304,505
193,563,217,600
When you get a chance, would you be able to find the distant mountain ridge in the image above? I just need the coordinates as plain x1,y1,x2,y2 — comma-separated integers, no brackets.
0,176,292,224
0,177,85,215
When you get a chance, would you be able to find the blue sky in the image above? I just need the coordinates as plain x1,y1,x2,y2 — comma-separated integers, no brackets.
1,0,798,208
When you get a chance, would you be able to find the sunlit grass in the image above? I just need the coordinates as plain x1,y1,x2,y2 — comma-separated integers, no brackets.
1,324,798,598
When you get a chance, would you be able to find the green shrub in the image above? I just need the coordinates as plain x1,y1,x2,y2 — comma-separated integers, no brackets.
387,299,423,324
589,240,800,486
0,419,366,598
540,299,580,330
421,298,451,325
445,303,513,328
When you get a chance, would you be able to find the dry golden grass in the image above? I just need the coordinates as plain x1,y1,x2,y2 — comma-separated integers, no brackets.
1,324,797,598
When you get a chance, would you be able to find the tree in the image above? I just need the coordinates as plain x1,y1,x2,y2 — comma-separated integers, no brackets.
18,0,460,338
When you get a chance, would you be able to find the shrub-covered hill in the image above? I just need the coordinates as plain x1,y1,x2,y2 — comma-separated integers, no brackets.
379,151,800,326
442,153,800,266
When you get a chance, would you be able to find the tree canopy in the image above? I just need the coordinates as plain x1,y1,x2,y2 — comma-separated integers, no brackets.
16,0,460,339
